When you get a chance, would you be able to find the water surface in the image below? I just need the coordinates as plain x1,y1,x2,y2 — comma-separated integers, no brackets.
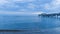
0,15,60,34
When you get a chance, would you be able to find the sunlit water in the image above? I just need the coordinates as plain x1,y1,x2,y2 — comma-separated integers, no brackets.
0,15,60,34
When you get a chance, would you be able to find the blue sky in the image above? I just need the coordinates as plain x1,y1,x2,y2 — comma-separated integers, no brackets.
0,0,60,15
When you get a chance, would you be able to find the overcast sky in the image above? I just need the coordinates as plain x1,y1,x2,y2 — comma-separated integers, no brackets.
0,0,60,15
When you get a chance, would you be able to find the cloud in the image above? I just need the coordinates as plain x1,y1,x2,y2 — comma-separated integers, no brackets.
0,0,37,11
27,3,36,9
0,0,20,11
0,0,38,15
0,0,9,4
45,0,60,9
32,11,44,15
0,0,58,15
14,0,35,2
44,0,60,13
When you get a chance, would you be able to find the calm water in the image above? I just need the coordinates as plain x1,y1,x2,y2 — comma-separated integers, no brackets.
0,15,60,34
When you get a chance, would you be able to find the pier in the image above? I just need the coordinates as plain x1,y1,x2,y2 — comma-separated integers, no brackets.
38,13,60,17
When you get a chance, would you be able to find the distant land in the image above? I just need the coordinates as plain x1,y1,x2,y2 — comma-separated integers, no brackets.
38,13,60,17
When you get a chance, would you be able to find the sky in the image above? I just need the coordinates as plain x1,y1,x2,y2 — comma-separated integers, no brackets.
0,0,60,15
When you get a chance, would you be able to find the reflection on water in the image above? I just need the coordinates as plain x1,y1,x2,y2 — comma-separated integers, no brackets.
0,16,60,34
39,17,60,29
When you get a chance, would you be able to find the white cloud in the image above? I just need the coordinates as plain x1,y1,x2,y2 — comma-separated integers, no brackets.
0,0,9,5
27,3,36,9
32,11,44,15
0,0,36,11
14,0,35,2
44,0,60,13
0,0,22,11
0,0,36,5
18,9,27,12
